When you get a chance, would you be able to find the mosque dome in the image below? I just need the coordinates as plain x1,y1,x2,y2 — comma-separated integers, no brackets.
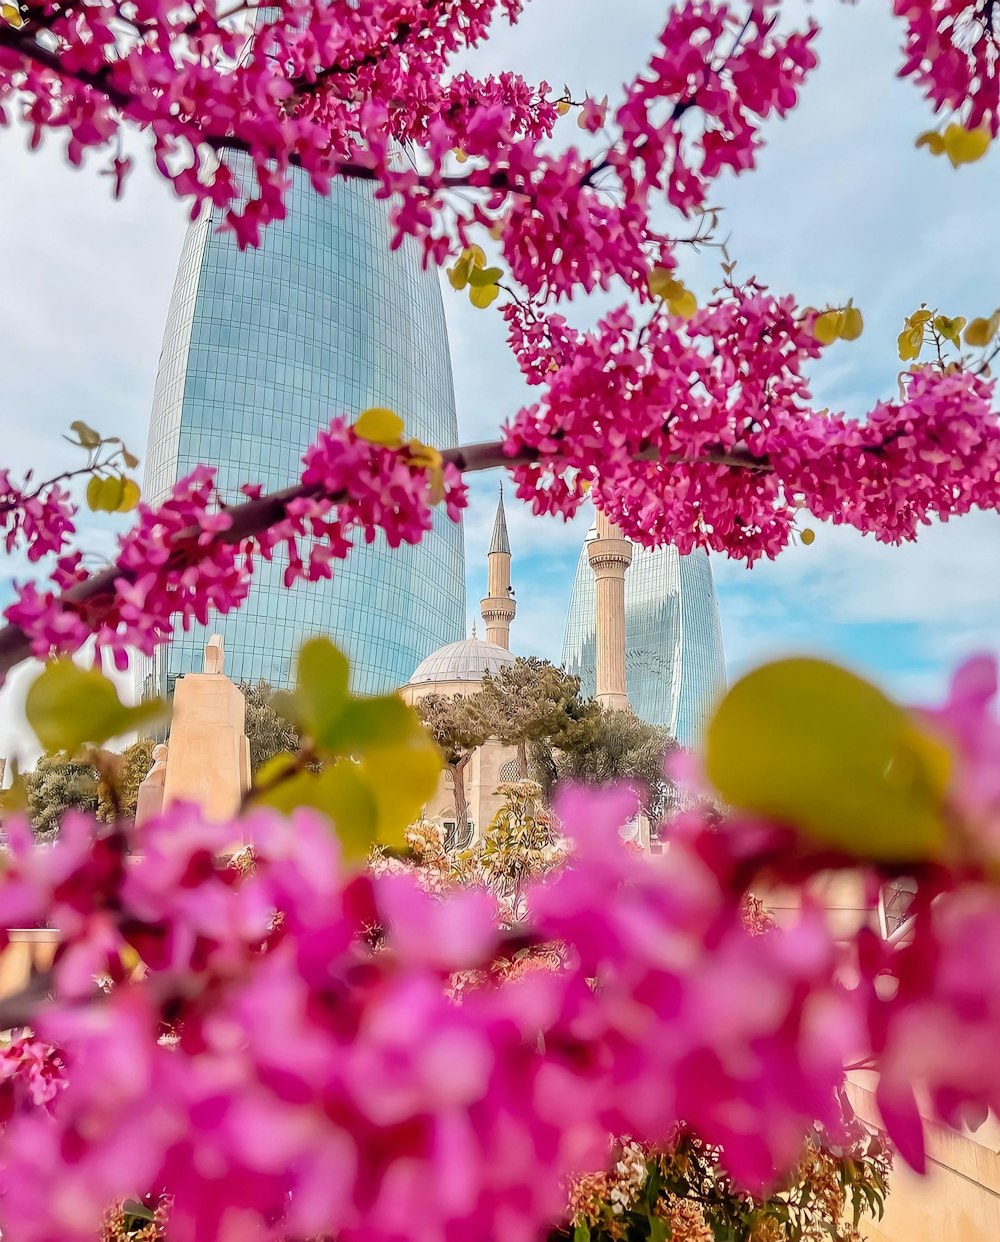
407,635,516,686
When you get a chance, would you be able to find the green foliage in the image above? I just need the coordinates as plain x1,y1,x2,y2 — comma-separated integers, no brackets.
95,739,155,823
24,751,99,838
553,1127,891,1242
240,680,301,775
534,706,676,816
705,657,951,862
415,691,490,838
479,658,590,778
25,660,164,753
249,638,440,859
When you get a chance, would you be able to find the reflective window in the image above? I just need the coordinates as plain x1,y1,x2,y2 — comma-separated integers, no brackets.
135,157,465,700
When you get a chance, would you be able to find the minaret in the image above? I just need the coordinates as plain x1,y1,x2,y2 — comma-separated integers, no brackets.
480,484,516,649
588,510,633,711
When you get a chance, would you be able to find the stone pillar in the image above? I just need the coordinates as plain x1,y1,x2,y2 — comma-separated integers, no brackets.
588,511,632,712
161,635,250,823
480,486,516,649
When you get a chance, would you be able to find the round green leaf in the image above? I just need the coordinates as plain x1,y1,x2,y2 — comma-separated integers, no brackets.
704,658,951,862
25,660,165,752
294,638,350,747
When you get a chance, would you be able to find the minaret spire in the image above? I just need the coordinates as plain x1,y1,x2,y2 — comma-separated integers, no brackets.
588,509,632,711
480,482,516,649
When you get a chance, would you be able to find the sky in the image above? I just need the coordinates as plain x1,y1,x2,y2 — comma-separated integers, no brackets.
2,0,1000,764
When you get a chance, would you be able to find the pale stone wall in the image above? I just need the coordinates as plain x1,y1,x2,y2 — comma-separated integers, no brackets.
847,1079,1000,1242
0,930,59,1006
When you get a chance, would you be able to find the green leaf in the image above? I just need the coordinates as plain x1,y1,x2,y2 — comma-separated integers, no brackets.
704,657,951,862
812,310,842,345
25,660,166,753
69,420,101,449
332,696,417,752
359,731,441,849
257,761,379,860
294,638,350,747
573,1223,591,1242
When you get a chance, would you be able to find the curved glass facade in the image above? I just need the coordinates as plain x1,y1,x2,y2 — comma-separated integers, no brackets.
561,527,726,749
136,161,465,700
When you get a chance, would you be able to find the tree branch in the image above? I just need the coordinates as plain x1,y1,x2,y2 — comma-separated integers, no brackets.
0,438,770,682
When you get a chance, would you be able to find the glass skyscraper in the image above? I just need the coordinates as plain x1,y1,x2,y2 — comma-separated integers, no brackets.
561,526,726,749
137,159,465,701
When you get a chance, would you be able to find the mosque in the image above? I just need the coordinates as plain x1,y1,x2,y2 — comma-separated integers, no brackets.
400,488,656,844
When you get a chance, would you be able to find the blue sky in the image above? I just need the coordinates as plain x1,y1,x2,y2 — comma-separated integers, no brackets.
1,0,999,760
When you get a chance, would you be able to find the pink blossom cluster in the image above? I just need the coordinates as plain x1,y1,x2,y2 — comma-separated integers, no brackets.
0,1036,65,1125
2,421,466,672
894,1,1000,133
0,471,75,562
3,660,1000,1238
0,0,554,247
503,288,1000,562
612,1,818,215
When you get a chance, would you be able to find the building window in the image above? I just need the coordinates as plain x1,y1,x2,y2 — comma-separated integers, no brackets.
443,820,474,851
498,760,519,782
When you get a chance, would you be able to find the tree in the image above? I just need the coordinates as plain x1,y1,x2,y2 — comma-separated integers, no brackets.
23,752,98,839
479,658,590,778
415,692,490,846
95,739,155,823
240,680,301,775
534,707,677,817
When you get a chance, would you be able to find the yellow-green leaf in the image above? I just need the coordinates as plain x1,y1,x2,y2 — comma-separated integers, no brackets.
467,265,503,288
69,420,101,449
906,309,932,328
667,287,698,320
447,256,472,291
556,99,571,116
704,658,951,863
964,313,999,347
648,267,683,300
257,762,379,860
933,314,967,347
118,478,141,512
916,129,946,155
465,244,486,269
86,474,125,513
840,306,864,341
354,407,404,446
942,122,991,168
469,283,500,309
25,660,165,752
359,731,441,849
897,325,923,361
812,310,843,346
800,528,815,545
294,638,350,747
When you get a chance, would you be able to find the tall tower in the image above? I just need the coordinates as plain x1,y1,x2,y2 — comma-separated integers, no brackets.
135,156,465,702
562,516,726,748
480,485,516,650
588,511,632,712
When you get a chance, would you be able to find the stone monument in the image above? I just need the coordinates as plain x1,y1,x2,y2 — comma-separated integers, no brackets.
155,635,250,822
